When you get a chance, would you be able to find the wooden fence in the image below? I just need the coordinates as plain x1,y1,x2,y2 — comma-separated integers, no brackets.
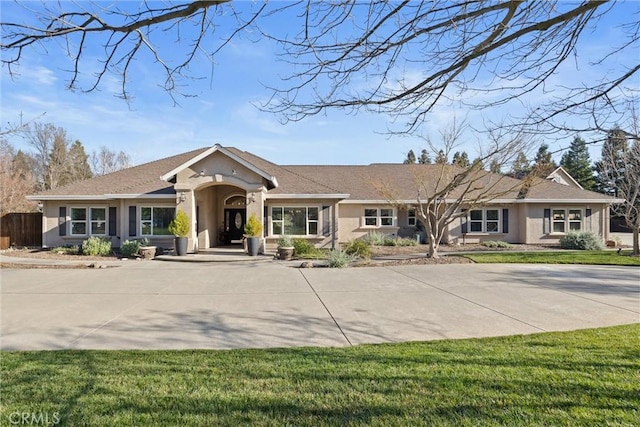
0,213,42,249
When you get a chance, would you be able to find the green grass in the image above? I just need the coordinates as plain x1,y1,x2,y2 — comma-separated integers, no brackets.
2,325,639,426
463,250,640,266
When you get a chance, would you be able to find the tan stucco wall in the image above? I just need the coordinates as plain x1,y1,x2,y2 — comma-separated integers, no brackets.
522,203,607,244
41,198,176,249
337,204,400,243
446,204,523,245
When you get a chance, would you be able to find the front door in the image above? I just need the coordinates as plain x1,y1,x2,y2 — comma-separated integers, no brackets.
224,208,246,244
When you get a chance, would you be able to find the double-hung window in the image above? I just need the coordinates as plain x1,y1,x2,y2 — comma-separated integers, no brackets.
552,208,582,233
363,208,395,227
70,207,106,236
469,209,500,233
141,207,175,236
271,207,319,236
407,209,417,226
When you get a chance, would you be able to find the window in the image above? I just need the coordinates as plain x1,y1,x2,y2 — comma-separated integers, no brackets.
271,207,319,236
468,209,500,233
408,209,416,226
70,207,87,236
90,208,106,235
141,207,175,236
362,207,396,227
69,207,106,236
552,208,582,233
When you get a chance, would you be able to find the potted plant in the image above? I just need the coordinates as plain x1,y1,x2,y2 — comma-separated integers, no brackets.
168,210,190,256
244,213,263,256
277,235,295,260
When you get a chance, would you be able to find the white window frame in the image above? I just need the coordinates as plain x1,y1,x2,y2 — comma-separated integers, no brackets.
407,209,417,226
551,208,583,234
270,206,321,236
362,207,396,228
140,206,176,236
69,207,107,236
468,209,501,234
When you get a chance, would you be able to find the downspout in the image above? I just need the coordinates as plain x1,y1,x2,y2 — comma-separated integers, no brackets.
332,203,337,250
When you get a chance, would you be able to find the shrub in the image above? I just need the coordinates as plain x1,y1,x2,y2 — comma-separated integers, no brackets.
293,238,316,255
383,237,398,246
120,240,141,258
168,210,190,237
244,213,263,237
362,231,385,246
481,240,513,249
327,249,354,268
51,245,79,255
397,238,418,247
82,237,112,256
344,240,372,259
559,231,604,250
277,235,294,248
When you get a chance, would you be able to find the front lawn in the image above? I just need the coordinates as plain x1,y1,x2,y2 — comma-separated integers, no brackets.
2,325,638,426
463,250,640,266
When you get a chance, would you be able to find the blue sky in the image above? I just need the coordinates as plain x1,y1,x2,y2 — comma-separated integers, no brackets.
1,1,637,167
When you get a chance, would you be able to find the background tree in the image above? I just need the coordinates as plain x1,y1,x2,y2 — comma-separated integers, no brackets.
0,139,37,213
418,149,431,165
595,128,628,196
434,150,448,165
68,140,93,182
403,150,416,164
2,2,638,137
451,151,470,168
530,144,557,178
91,146,132,175
23,122,95,190
596,129,639,255
560,136,595,190
489,159,502,174
510,151,530,179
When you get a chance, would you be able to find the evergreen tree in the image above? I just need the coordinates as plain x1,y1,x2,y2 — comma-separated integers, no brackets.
489,159,501,174
510,151,530,178
435,150,447,165
46,133,70,189
418,149,431,164
403,149,416,164
531,143,557,177
595,128,629,196
560,136,595,190
451,151,470,168
68,140,93,182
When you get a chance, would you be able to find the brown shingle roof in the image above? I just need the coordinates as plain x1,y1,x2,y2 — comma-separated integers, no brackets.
30,146,618,203
31,147,209,198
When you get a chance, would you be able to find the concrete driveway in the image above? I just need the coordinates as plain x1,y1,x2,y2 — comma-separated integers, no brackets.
1,261,638,350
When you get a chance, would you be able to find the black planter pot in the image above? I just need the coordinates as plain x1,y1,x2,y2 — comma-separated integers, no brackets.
175,236,188,256
246,237,261,256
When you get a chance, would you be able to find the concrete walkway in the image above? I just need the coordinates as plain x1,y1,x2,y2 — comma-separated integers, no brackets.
1,261,638,350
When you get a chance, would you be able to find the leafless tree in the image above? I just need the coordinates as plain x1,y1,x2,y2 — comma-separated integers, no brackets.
374,122,532,258
91,146,132,176
0,139,38,213
2,2,637,133
597,116,640,256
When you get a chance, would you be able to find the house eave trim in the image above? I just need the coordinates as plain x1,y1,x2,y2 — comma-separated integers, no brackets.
517,198,624,204
266,193,350,200
26,195,112,201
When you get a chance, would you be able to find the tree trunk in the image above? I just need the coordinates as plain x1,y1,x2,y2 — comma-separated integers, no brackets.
633,227,639,256
426,232,439,258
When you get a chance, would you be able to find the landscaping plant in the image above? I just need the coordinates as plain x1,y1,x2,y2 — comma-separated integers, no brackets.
81,237,112,256
344,240,372,259
168,210,190,237
559,231,604,250
327,248,354,268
